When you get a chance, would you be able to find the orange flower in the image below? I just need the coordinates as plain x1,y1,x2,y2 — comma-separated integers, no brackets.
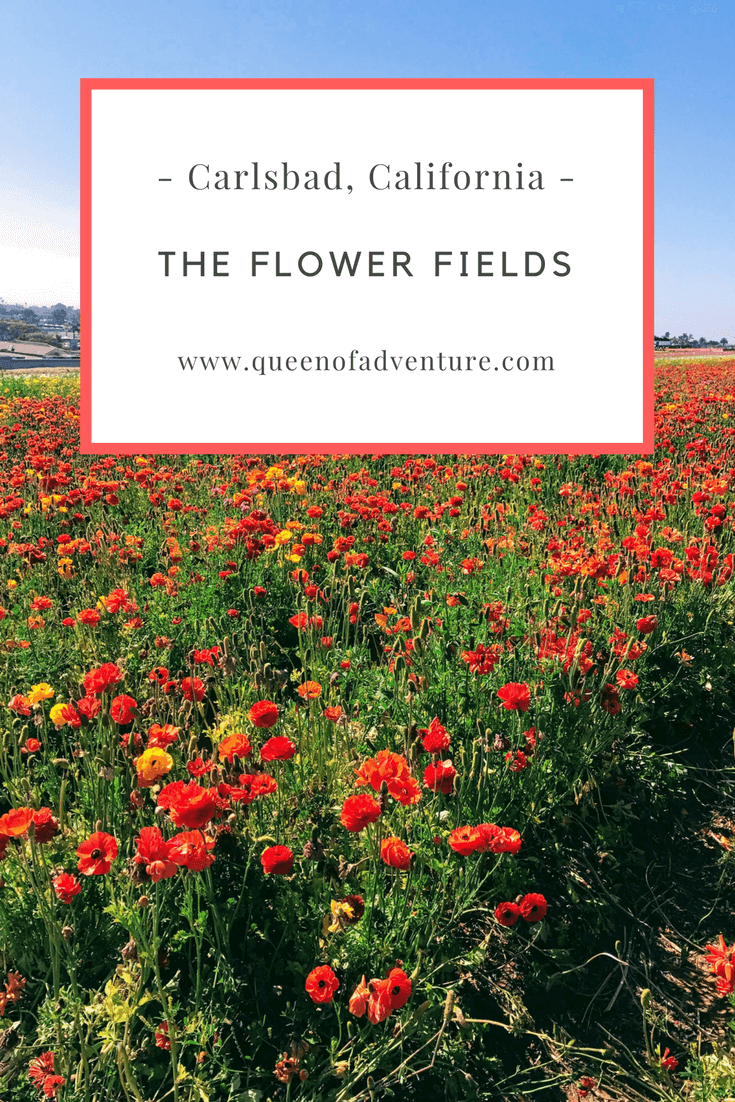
218,732,252,763
298,680,322,700
0,807,35,838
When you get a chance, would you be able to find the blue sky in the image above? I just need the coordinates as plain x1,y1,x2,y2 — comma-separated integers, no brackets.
1,0,732,337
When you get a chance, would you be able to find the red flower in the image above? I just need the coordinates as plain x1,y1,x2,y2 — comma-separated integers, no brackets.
704,934,735,993
340,793,381,832
110,694,137,724
659,1047,678,1071
636,614,658,634
298,680,322,700
8,694,31,716
84,662,123,695
147,723,180,748
305,964,339,1003
53,872,81,904
148,666,170,684
385,967,411,1009
249,699,280,728
261,845,294,875
76,695,102,719
616,668,639,690
489,826,523,855
76,831,118,876
33,808,59,844
135,826,177,882
260,735,296,761
229,773,278,802
495,901,521,927
448,826,483,855
77,608,101,626
168,829,216,871
28,1051,65,1096
355,750,421,805
519,892,547,922
497,682,531,712
380,836,413,871
155,1021,171,1050
181,677,205,702
366,978,393,1023
423,760,457,794
419,717,451,753
160,782,218,829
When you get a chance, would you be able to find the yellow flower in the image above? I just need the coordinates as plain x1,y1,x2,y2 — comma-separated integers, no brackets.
328,899,357,933
27,683,54,705
135,747,173,783
57,558,75,579
49,703,68,725
7,580,17,591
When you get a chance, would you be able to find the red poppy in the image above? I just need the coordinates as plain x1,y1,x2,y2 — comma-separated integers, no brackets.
489,826,523,855
380,836,413,871
228,773,278,802
323,705,343,722
385,967,411,1009
423,760,457,795
636,614,658,634
8,694,31,716
366,978,393,1023
33,808,59,844
419,717,451,753
260,736,296,762
110,694,137,724
168,829,216,871
147,723,180,748
497,682,531,712
340,793,381,832
135,826,178,882
249,699,279,728
261,845,294,875
305,964,339,1004
162,782,218,829
76,831,118,876
84,662,123,695
495,901,521,927
155,1021,171,1050
448,826,483,855
76,695,102,719
519,892,547,922
53,872,82,904
181,677,205,702
77,608,101,626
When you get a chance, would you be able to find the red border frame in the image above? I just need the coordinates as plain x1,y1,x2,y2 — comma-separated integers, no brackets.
80,77,654,455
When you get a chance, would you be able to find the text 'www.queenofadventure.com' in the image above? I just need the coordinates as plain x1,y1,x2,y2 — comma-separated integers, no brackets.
177,351,556,375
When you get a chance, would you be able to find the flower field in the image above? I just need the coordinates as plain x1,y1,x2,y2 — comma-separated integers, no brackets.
2,364,735,1101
